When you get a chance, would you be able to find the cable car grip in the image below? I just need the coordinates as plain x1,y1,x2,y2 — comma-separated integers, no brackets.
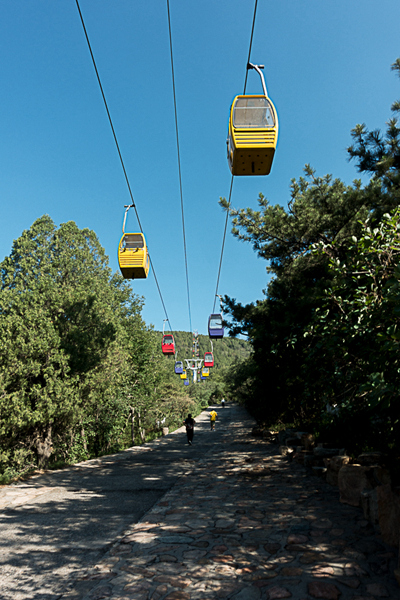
122,202,136,233
247,63,264,70
247,63,268,98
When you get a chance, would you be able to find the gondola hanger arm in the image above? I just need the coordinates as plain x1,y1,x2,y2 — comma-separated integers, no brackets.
247,62,268,98
122,203,135,234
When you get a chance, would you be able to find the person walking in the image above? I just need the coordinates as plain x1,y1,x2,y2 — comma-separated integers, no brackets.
209,409,218,430
183,413,196,445
221,397,225,408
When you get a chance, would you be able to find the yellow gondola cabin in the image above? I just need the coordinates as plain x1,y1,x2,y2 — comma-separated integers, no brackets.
118,233,150,279
227,63,278,176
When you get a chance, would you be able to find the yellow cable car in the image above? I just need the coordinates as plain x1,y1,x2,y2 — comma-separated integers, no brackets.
180,369,187,380
118,205,150,279
227,63,278,176
201,367,210,377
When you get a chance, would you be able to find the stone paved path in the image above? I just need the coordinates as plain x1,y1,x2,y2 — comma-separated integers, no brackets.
0,406,230,599
59,405,399,600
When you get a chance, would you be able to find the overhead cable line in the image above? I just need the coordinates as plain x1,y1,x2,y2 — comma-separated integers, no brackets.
166,0,193,334
74,0,173,332
212,0,259,314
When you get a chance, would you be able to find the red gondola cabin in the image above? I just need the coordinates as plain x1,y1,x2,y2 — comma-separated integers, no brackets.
204,352,214,367
161,334,175,355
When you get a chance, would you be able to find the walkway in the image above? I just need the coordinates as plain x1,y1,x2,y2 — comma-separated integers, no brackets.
1,404,399,599
0,406,228,599
60,405,398,600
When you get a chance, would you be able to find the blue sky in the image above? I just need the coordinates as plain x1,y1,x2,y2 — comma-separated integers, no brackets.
1,1,399,335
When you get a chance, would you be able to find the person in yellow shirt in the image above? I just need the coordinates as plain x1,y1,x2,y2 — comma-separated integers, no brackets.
209,409,218,430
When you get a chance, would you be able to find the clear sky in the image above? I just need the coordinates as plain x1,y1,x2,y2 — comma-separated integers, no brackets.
1,1,399,335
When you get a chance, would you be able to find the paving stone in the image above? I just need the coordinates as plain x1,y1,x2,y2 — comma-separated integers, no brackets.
365,582,390,597
215,583,242,597
158,554,178,562
280,567,303,577
212,544,228,552
285,543,308,552
299,551,324,564
264,542,281,554
153,562,186,574
336,576,361,589
182,549,208,559
88,585,113,599
156,535,194,544
189,566,211,579
122,581,153,594
267,586,292,599
211,554,235,564
287,534,308,544
164,592,191,599
119,565,156,577
312,565,343,577
308,581,342,599
110,544,132,555
313,519,333,530
122,532,158,544
191,540,209,548
150,584,169,599
231,586,261,599
331,538,347,547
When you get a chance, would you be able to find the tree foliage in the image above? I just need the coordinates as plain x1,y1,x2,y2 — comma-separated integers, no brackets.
304,210,400,452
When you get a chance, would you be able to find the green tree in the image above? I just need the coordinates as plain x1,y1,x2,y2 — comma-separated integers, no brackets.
219,168,368,422
304,209,400,454
348,59,400,188
122,327,195,444
0,216,134,473
220,59,400,428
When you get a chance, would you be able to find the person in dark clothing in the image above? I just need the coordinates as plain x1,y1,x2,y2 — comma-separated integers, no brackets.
183,413,196,445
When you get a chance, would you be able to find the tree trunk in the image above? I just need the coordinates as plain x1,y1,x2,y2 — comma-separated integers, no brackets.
139,427,146,443
81,424,88,452
137,408,146,443
129,406,135,445
35,424,53,470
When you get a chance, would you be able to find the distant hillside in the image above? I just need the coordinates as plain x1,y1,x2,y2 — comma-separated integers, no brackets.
160,331,251,370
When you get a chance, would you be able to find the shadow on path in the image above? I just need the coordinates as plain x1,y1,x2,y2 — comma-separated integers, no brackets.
60,406,399,600
0,405,239,599
2,404,398,600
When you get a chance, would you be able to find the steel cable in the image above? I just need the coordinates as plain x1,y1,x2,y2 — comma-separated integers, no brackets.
75,0,173,332
166,0,193,334
212,0,259,314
